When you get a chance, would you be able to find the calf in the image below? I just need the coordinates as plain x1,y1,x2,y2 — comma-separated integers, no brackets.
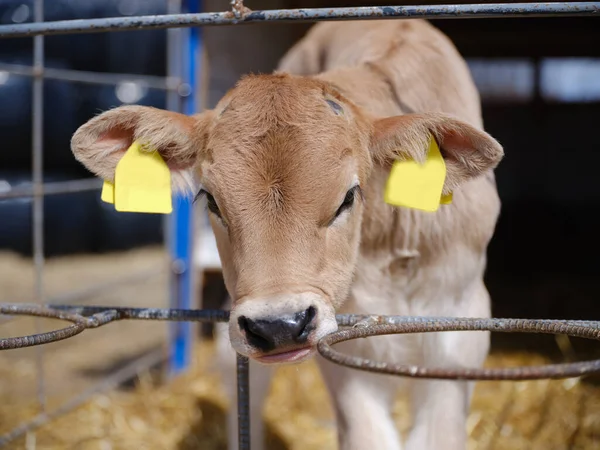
71,19,503,450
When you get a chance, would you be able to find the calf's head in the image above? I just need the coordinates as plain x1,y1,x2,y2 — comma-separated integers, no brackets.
71,74,503,364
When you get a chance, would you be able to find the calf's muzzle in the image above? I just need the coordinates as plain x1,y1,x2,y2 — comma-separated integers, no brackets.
228,291,338,363
238,306,316,352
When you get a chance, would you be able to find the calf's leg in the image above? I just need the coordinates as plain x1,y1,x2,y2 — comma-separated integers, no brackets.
404,283,491,450
318,349,403,450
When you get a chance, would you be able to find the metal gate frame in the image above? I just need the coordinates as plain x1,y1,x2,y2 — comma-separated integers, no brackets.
0,1,599,449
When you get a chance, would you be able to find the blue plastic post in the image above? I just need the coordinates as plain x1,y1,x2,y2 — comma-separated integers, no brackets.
168,0,202,376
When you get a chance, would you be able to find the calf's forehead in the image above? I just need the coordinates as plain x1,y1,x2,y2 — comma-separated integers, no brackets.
202,124,359,218
199,83,366,203
213,121,353,173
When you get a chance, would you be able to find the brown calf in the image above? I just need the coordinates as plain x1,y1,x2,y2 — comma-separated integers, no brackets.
71,19,503,450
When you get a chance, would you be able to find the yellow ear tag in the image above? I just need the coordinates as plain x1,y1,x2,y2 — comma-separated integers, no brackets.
384,136,451,212
104,141,173,214
440,192,453,204
101,180,115,204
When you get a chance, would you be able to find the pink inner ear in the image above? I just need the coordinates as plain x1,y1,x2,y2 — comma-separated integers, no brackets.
96,125,134,157
438,129,472,161
96,125,193,173
437,127,494,185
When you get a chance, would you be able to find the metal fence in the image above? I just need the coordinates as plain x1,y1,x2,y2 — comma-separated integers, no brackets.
0,1,599,449
0,0,202,445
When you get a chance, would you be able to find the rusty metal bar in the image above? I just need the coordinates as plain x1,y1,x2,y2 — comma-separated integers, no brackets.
46,304,230,322
0,304,229,350
334,313,600,328
3,305,600,381
237,354,251,450
319,316,600,380
0,304,89,350
0,3,598,39
0,63,180,91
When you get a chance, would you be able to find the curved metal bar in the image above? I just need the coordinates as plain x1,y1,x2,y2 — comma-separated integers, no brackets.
0,304,230,350
0,304,88,350
317,318,600,380
4,304,600,381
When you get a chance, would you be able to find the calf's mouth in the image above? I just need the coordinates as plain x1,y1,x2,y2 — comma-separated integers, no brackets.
254,345,315,365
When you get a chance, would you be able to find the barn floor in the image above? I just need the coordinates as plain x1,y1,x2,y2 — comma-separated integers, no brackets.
1,247,599,450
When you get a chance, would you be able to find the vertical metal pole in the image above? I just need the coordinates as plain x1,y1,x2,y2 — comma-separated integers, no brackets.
32,0,46,413
237,355,251,450
166,0,183,114
167,0,200,376
165,0,182,376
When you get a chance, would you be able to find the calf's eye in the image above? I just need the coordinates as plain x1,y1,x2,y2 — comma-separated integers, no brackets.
195,189,222,219
333,186,358,221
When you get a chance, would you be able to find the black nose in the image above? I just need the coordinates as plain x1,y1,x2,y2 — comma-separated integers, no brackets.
238,306,316,352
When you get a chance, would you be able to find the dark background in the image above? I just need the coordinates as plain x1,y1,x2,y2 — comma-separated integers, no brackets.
0,0,599,324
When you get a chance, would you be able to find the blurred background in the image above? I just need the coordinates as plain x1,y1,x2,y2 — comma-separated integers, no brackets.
1,0,600,449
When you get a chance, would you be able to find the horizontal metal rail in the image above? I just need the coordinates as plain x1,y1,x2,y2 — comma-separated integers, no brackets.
322,316,600,380
0,3,598,39
0,178,102,200
0,63,181,91
4,304,600,380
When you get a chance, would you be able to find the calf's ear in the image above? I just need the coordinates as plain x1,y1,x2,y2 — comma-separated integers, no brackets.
370,112,503,193
71,105,213,193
